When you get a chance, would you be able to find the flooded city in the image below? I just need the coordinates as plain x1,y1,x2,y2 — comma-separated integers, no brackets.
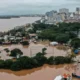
0,0,80,80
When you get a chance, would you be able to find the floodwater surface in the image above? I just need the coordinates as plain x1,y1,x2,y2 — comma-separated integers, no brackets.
0,17,41,31
0,43,69,60
0,64,79,80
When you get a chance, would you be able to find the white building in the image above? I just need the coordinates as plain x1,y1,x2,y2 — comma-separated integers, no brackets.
4,35,9,41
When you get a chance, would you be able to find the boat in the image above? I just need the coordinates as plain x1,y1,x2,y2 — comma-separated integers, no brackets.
54,75,62,80
72,73,80,78
54,74,72,80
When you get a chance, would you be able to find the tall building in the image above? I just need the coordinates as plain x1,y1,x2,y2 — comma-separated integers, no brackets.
59,8,70,20
46,10,57,17
59,13,66,21
45,10,63,24
76,7,80,14
59,8,69,14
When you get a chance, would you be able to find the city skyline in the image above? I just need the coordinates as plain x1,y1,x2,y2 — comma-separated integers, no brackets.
0,0,80,15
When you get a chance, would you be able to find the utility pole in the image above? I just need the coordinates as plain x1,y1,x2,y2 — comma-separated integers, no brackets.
30,48,32,57
53,46,54,56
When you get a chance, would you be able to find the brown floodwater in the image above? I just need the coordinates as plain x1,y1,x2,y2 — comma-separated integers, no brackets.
0,17,41,32
0,43,70,60
0,64,79,80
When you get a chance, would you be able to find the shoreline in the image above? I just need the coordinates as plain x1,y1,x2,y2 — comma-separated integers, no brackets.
0,15,42,19
0,64,74,75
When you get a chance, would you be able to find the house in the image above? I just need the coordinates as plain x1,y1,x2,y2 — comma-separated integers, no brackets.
4,35,9,41
29,34,38,39
15,37,22,41
0,37,4,40
36,30,42,33
9,36,16,41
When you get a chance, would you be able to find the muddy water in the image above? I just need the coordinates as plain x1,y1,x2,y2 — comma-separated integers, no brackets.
0,17,41,32
0,43,69,60
0,64,79,80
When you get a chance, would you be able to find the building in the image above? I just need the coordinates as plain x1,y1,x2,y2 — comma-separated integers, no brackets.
59,8,69,14
46,10,57,17
4,35,9,41
76,7,80,14
45,10,63,24
44,7,80,24
59,13,66,21
64,19,80,23
59,8,70,20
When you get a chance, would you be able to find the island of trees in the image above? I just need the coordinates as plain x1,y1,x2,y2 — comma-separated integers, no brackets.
0,48,74,71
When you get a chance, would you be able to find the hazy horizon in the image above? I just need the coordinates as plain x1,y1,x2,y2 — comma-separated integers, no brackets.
0,0,80,15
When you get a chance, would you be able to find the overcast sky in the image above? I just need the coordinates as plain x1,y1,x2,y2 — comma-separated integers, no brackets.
0,0,80,15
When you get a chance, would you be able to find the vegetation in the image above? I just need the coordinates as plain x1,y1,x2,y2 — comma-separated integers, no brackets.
0,51,74,71
4,60,13,69
42,48,47,55
10,48,23,58
34,22,80,44
71,38,80,49
4,48,10,53
4,22,80,46
47,56,55,65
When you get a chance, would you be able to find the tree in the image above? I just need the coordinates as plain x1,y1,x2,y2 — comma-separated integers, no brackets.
55,34,70,43
71,38,80,48
4,48,10,53
47,56,54,65
34,53,47,66
10,61,22,71
17,56,38,69
42,48,47,55
0,60,5,68
54,56,72,64
4,59,13,69
10,48,23,58
38,29,57,41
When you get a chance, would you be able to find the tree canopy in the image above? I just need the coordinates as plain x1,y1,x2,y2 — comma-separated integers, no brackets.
10,48,23,57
